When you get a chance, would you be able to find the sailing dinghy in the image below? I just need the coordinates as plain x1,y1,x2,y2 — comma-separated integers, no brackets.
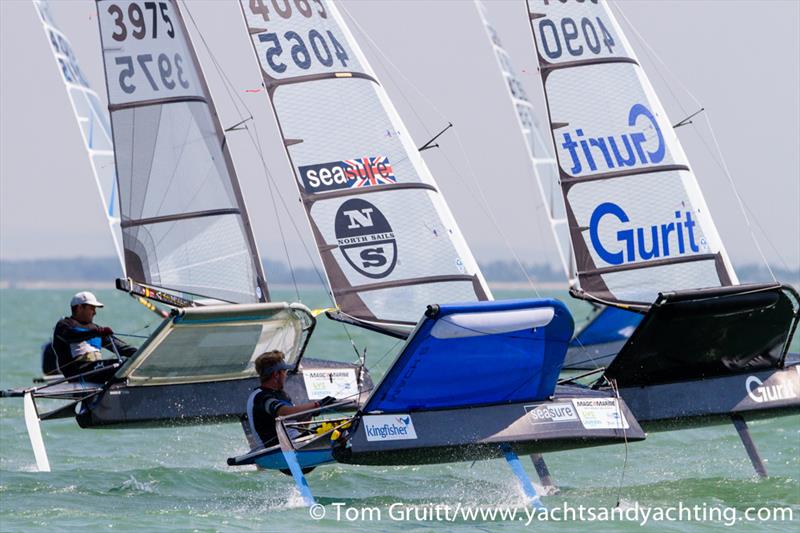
1,0,372,472
474,0,643,371
523,0,799,476
226,0,645,506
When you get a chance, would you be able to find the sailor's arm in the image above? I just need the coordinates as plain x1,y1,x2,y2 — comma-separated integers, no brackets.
276,401,323,417
102,335,137,358
54,320,103,344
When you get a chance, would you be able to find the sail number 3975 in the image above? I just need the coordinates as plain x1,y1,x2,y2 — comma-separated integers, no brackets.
107,2,175,41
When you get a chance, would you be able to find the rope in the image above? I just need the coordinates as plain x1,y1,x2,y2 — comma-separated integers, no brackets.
609,378,629,507
612,2,778,282
181,0,364,356
338,3,546,296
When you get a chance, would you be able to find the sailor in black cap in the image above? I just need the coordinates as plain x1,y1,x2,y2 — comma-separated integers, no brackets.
245,350,337,449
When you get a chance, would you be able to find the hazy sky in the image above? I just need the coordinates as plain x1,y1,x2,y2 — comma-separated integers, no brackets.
1,0,798,274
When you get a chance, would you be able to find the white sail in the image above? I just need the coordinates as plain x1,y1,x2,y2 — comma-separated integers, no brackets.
96,0,268,304
238,0,491,331
473,0,573,285
33,0,124,272
525,0,738,307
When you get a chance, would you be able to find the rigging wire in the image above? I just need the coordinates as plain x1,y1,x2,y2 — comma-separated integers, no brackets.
181,1,365,358
338,2,548,297
609,378,630,508
612,3,781,283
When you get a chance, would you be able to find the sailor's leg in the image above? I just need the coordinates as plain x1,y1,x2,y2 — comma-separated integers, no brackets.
530,454,559,495
731,414,767,478
502,445,544,509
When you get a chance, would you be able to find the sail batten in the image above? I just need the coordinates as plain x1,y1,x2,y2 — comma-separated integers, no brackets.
96,0,268,304
238,0,491,329
525,0,738,306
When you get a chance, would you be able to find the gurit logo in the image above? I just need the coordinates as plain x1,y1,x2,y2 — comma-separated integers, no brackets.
334,199,397,279
560,103,665,175
746,375,796,404
589,202,703,266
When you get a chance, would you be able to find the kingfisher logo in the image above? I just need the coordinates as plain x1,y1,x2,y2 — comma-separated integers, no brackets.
560,103,665,175
589,202,703,265
525,403,578,424
363,414,418,441
299,156,397,193
335,199,397,279
746,375,796,404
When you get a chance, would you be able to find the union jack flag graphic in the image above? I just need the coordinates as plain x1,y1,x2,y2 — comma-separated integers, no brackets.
344,156,397,188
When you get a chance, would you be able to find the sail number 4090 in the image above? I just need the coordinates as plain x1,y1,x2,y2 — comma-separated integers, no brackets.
538,15,615,60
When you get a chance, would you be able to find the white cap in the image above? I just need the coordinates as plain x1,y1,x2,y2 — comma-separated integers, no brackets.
70,291,104,308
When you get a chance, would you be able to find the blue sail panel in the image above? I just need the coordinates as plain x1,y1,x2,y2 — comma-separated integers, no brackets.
364,299,574,413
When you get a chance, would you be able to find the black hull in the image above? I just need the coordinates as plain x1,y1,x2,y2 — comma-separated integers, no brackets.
334,387,645,466
77,358,371,428
618,362,800,431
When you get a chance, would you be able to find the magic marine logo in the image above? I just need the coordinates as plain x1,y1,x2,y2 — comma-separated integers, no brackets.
560,103,665,175
589,202,703,266
335,199,397,279
299,156,397,193
363,414,418,442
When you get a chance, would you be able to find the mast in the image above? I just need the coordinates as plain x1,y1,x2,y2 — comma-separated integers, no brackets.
237,0,491,333
32,0,124,272
473,0,574,286
95,0,268,304
524,0,738,309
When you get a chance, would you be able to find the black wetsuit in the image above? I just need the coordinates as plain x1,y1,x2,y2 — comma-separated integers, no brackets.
246,387,293,448
52,317,136,381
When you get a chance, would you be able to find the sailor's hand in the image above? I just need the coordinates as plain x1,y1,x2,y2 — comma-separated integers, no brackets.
97,327,114,338
317,396,337,407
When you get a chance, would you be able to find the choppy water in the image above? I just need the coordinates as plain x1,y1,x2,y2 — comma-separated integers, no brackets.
1,288,798,531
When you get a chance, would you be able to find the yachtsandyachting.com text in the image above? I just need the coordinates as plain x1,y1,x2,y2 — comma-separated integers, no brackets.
308,501,794,526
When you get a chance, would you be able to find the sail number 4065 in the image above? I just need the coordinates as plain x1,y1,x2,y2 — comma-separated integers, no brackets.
249,0,328,21
258,30,349,72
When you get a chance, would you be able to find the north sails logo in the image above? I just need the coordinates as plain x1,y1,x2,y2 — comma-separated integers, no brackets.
746,375,797,403
334,199,397,279
560,103,665,175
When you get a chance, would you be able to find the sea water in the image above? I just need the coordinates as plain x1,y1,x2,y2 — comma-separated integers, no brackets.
0,288,797,531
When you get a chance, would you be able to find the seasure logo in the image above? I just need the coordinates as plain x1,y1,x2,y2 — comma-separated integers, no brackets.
299,156,397,193
588,202,703,266
560,103,665,176
335,199,397,279
746,375,797,404
525,403,578,424
363,414,418,442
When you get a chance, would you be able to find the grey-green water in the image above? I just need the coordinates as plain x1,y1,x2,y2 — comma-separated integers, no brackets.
1,288,798,531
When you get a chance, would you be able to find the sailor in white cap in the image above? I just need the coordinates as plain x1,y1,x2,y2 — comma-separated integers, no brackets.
51,291,137,382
